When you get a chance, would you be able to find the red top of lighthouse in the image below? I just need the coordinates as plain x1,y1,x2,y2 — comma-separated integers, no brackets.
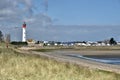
22,22,26,28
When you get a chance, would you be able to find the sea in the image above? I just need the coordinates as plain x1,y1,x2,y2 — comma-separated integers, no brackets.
67,54,120,65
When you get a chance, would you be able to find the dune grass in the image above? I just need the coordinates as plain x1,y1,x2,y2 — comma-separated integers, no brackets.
0,44,120,80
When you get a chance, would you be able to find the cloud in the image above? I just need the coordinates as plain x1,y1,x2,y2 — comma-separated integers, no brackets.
26,24,115,41
0,0,53,24
0,0,34,22
0,0,54,41
0,0,120,41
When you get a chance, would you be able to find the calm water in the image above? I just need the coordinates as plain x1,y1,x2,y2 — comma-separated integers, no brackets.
67,54,120,65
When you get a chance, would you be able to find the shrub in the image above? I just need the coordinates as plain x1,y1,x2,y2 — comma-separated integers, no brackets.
11,41,28,45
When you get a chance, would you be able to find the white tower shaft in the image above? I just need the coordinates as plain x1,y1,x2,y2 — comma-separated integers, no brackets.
22,27,26,42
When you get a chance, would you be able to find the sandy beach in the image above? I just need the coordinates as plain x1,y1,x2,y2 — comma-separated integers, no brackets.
42,50,120,73
17,48,120,74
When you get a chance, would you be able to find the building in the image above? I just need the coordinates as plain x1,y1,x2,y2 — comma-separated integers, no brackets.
22,22,26,42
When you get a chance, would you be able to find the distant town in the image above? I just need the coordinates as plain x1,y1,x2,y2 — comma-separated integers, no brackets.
24,37,119,47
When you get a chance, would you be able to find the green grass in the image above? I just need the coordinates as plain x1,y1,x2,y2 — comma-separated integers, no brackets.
0,43,120,80
33,49,56,52
32,47,74,52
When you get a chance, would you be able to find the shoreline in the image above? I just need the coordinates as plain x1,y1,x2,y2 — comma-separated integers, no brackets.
66,50,120,55
17,48,120,74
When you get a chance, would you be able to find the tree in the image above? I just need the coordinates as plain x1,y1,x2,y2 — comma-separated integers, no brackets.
5,34,10,43
0,30,3,41
109,38,117,45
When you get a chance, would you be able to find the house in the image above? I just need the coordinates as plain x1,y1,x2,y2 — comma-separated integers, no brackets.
27,39,35,46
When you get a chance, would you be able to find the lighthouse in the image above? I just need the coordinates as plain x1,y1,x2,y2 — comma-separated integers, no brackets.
22,22,26,42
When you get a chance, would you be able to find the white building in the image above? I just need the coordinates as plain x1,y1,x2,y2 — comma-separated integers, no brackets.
22,22,26,42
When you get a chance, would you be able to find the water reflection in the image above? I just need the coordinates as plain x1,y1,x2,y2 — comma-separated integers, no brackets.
66,54,120,65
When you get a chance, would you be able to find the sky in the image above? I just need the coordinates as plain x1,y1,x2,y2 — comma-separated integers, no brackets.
0,0,120,42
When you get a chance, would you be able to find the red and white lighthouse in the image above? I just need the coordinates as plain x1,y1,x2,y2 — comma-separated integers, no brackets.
22,22,26,42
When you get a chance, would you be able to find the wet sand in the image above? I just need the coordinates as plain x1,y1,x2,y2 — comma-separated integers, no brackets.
67,50,120,57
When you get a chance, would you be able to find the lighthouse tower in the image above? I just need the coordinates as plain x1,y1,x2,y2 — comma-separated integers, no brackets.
22,22,26,42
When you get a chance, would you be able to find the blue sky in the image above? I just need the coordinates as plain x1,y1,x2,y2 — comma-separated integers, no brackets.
48,0,120,25
0,0,120,41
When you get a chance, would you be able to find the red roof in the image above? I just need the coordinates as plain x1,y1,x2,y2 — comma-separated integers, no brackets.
22,22,26,28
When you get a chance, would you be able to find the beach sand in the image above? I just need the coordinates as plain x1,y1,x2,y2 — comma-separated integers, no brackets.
47,50,120,74
17,48,120,74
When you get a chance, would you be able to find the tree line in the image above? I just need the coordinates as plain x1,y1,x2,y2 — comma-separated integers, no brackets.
0,30,3,42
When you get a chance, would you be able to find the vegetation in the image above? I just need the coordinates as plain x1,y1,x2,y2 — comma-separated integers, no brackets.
34,49,55,52
109,37,117,45
33,48,74,52
0,43,120,80
11,41,28,45
0,30,3,41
